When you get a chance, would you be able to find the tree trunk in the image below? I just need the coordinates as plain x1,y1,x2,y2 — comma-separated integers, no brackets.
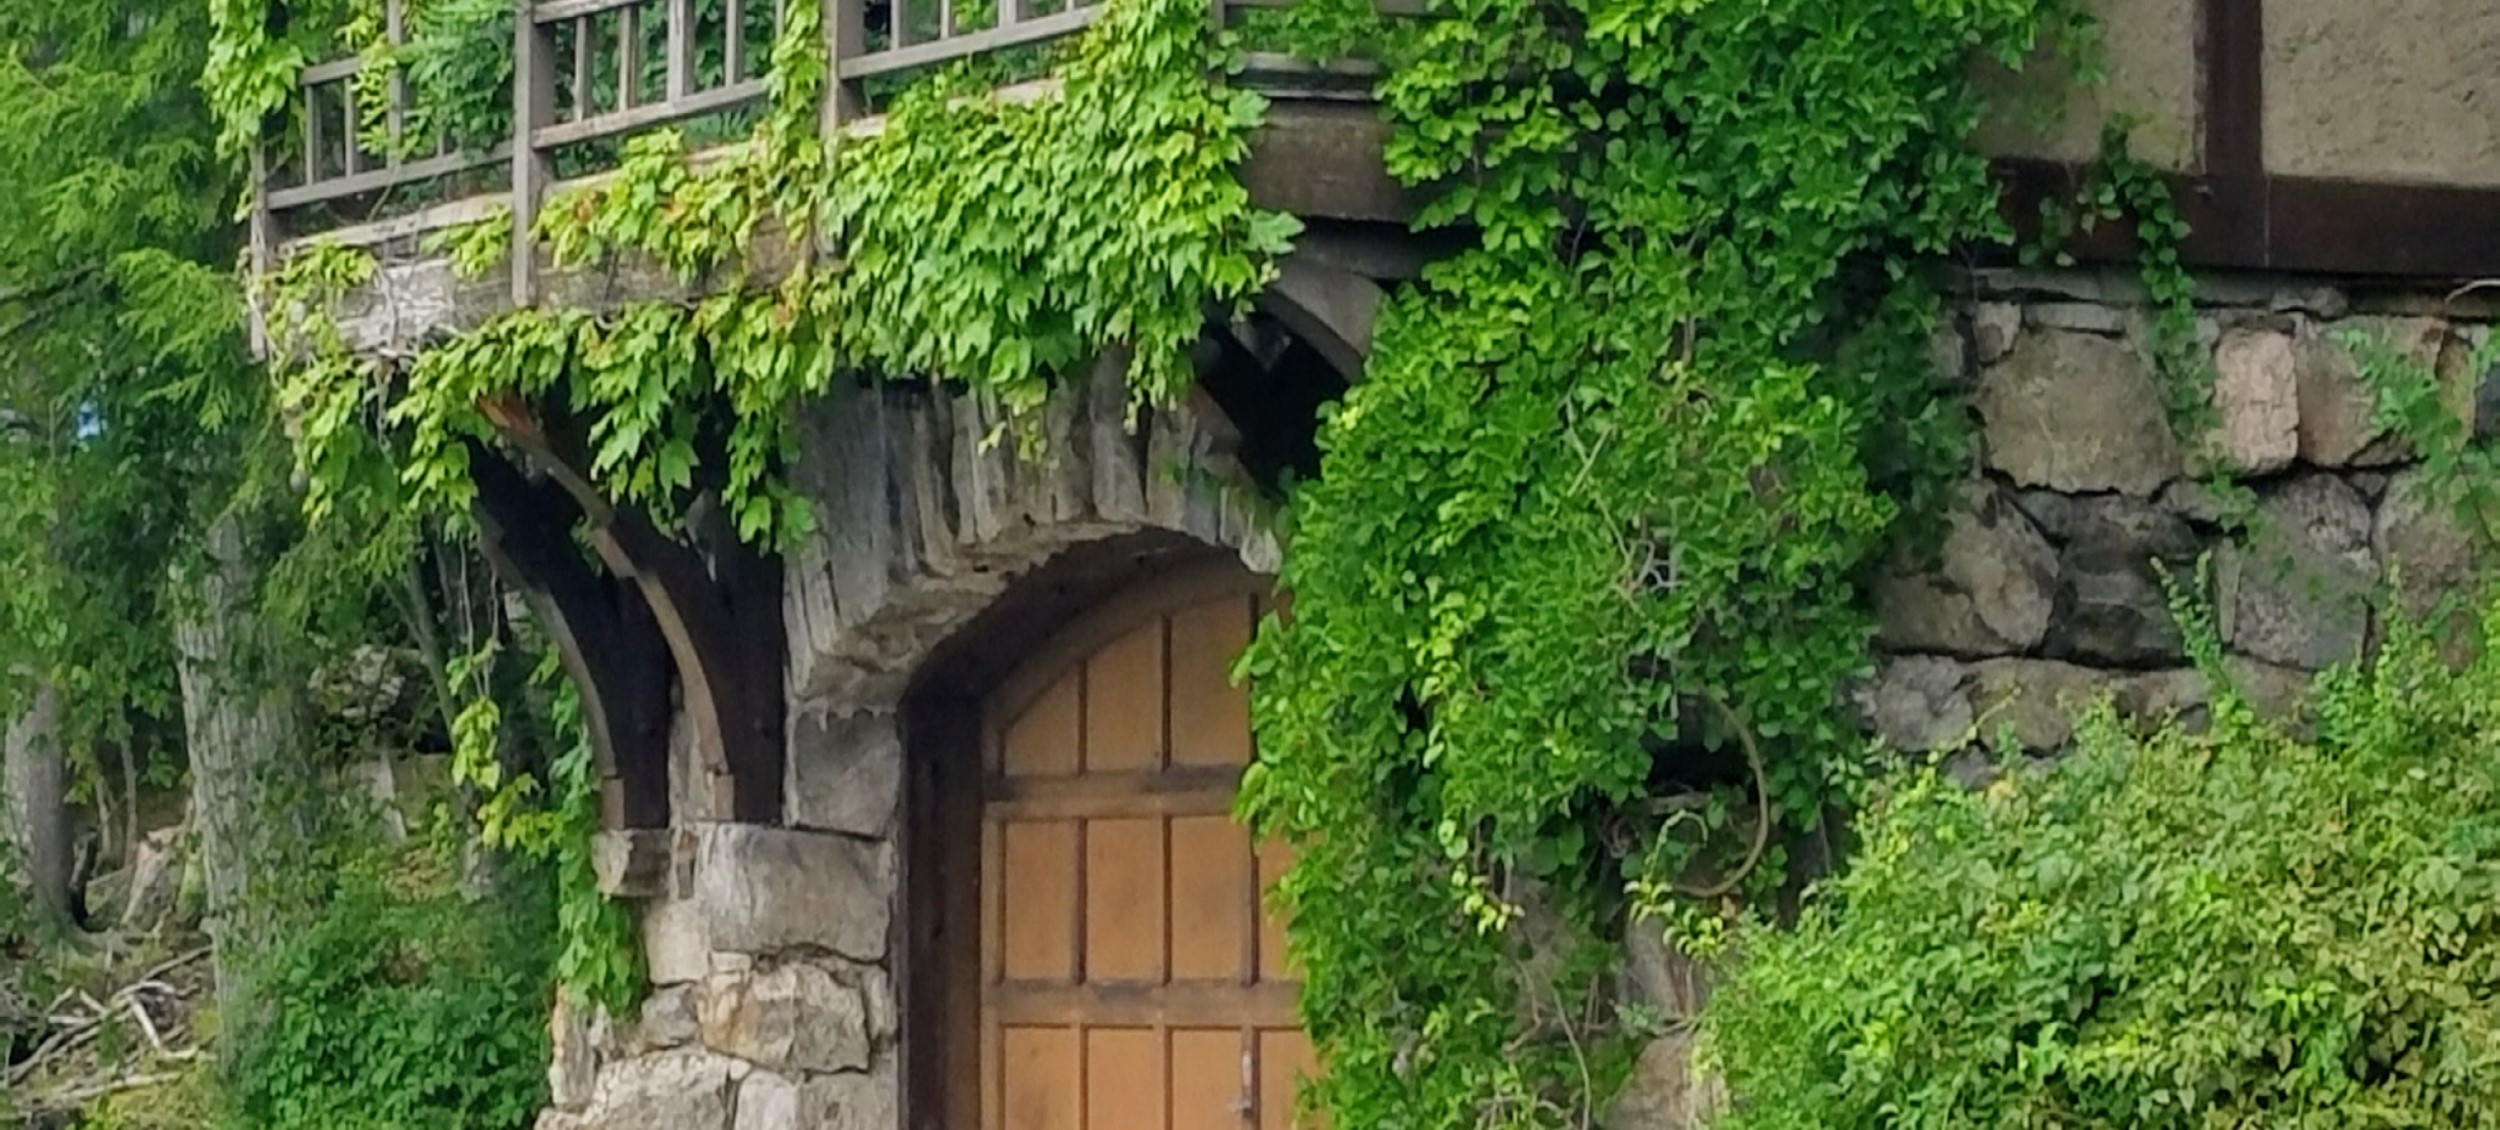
3,679,70,924
113,735,137,874
174,508,307,1022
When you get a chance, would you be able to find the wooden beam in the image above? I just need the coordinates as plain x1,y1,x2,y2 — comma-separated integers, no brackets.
1997,158,2500,279
2199,0,2267,265
468,441,674,829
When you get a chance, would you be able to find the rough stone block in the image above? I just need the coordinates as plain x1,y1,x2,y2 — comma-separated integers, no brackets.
698,962,870,1075
643,896,710,986
638,983,700,1052
2373,468,2486,659
1604,1034,1724,1130
1872,482,2059,657
2027,301,2131,335
2018,492,2202,559
1967,660,2208,751
2295,328,2386,466
1855,656,1976,753
1973,301,2022,364
1978,330,2182,497
549,995,596,1112
799,1058,899,1130
2159,478,2238,525
732,1071,801,1130
592,830,671,899
2224,654,2319,728
2043,545,2187,667
571,1048,742,1130
697,824,892,960
787,710,902,839
1929,318,1971,388
1606,931,1723,1130
2206,328,2300,475
2218,475,2378,670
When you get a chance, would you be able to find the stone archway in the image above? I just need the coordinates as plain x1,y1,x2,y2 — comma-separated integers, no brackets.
541,298,1359,1128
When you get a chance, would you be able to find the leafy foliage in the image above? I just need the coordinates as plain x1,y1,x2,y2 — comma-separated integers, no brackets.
2030,121,2216,449
0,0,261,835
1237,0,2083,1124
223,826,554,1130
1705,587,2500,1129
2348,322,2500,548
448,645,646,1014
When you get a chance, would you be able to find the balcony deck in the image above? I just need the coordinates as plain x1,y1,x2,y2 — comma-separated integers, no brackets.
253,0,1428,356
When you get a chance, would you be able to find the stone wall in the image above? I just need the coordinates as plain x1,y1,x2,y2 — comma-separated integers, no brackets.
1613,267,2499,1126
1861,268,2492,761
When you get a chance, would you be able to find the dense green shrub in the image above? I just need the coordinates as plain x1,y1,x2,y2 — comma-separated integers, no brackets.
221,829,554,1130
1703,595,2500,1129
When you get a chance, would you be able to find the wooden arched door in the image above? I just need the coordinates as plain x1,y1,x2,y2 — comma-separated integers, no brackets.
976,564,1313,1130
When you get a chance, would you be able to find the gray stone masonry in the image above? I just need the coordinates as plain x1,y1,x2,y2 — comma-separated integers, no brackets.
1862,270,2499,770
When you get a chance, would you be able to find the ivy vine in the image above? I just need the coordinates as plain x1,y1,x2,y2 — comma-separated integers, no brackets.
1235,0,2089,1125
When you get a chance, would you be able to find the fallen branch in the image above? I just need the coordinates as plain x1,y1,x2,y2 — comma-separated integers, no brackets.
139,946,211,983
34,1070,185,1112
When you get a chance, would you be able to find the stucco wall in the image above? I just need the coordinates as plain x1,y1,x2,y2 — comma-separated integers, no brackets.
2265,0,2500,187
1976,0,2203,171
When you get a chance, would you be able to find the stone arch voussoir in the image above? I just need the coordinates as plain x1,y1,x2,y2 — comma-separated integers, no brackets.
775,349,1278,837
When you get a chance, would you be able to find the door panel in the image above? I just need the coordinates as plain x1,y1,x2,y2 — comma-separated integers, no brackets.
982,576,1311,1130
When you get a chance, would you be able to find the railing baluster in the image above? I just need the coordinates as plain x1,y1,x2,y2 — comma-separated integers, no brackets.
513,1,556,307
304,84,328,186
570,18,591,121
939,0,954,40
617,5,641,110
893,0,912,48
385,0,407,163
341,80,364,176
725,0,745,83
667,0,695,99
828,0,864,130
248,142,275,356
998,0,1027,36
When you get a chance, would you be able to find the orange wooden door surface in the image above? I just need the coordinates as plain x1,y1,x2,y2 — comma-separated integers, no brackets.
981,577,1315,1130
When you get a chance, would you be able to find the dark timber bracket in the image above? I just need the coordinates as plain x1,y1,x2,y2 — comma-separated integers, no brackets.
469,441,675,829
479,395,789,825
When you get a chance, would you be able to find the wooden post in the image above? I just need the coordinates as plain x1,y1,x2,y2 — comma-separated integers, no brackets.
385,0,408,160
824,0,864,134
302,84,327,183
247,143,276,357
571,22,592,121
618,5,643,109
667,0,696,100
511,1,555,308
340,78,363,176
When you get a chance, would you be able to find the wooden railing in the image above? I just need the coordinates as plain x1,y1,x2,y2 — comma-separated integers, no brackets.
254,0,1318,289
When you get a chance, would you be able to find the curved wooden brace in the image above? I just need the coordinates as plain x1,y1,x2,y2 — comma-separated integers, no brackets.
468,443,674,829
487,407,789,825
